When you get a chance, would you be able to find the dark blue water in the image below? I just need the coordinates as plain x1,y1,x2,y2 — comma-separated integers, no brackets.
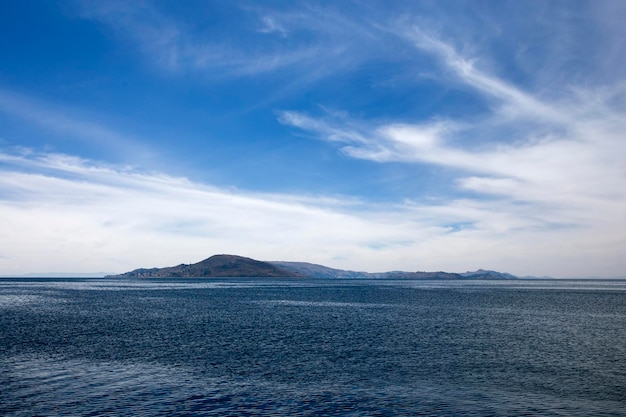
1,278,625,416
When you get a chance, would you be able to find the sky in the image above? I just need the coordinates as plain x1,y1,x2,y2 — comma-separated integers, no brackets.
1,1,625,277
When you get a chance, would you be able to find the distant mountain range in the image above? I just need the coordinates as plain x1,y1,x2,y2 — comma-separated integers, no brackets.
106,254,518,280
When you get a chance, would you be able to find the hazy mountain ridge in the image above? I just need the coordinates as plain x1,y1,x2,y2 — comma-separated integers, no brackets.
459,269,518,280
107,255,518,279
271,262,516,280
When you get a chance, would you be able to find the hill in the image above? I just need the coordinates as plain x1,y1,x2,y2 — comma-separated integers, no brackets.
107,254,302,278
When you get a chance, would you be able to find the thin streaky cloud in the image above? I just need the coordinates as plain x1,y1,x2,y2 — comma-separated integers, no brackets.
404,26,570,125
258,16,288,36
75,1,397,83
77,1,351,77
1,148,624,278
0,149,442,273
280,109,625,200
0,89,152,162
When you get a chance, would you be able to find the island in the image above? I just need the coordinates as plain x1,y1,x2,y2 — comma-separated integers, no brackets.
106,254,517,279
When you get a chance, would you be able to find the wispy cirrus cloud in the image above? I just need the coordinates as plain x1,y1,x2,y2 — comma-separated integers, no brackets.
278,28,626,276
403,27,570,125
75,1,365,78
257,16,288,37
0,88,152,162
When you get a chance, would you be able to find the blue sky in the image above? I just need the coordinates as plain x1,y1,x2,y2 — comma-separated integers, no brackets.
1,1,625,277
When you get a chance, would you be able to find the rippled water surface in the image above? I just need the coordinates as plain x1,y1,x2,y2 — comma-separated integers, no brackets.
1,278,625,416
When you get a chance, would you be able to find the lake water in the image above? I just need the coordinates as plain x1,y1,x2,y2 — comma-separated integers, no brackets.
1,278,624,416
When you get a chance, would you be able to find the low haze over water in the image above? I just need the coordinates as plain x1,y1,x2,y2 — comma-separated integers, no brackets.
1,278,625,416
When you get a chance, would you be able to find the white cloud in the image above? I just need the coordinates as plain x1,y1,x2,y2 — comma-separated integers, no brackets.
258,16,288,36
0,149,427,274
1,147,625,278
